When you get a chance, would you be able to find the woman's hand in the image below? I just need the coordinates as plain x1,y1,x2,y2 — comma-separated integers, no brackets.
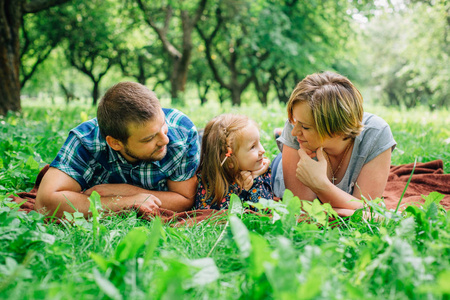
296,147,329,190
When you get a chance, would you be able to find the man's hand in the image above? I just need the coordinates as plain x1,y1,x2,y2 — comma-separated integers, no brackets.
128,193,162,211
241,171,254,190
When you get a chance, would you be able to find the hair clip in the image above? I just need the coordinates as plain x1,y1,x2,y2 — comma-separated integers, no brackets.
220,148,233,166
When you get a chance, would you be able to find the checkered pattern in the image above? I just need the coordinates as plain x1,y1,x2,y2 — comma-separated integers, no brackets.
50,108,200,191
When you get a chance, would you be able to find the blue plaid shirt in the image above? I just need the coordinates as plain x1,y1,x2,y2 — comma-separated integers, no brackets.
50,108,200,191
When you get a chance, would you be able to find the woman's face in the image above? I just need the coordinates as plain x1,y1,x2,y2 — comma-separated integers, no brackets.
290,102,327,152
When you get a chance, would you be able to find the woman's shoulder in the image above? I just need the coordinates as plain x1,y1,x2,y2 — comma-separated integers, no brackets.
355,112,396,161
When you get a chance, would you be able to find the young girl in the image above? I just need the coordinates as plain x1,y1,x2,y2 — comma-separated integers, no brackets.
194,114,273,210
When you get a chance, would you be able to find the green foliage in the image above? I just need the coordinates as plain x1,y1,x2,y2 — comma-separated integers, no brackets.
1,100,449,299
361,1,449,108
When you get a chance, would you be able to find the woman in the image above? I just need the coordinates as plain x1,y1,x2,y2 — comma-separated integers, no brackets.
272,71,396,216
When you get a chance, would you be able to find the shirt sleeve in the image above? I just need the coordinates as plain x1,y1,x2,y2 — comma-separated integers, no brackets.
169,124,200,181
366,124,396,163
49,132,94,190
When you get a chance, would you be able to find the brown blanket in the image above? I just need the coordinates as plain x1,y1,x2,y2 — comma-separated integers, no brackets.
383,160,450,211
7,160,450,225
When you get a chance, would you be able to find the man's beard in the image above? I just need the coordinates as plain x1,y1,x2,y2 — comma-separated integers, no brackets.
123,145,167,162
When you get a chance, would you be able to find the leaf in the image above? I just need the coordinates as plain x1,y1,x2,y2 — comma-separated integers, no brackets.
93,268,123,300
282,193,301,229
297,266,325,299
25,156,39,170
395,217,416,237
153,259,191,299
229,215,251,259
264,237,299,296
248,232,273,279
189,258,220,286
229,193,244,215
425,202,438,222
248,198,288,215
73,211,84,219
90,253,110,272
114,227,148,262
143,218,163,267
88,191,102,219
63,211,73,222
422,192,444,209
437,270,450,294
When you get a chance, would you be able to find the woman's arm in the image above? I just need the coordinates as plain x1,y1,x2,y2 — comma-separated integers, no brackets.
297,147,392,210
352,148,392,201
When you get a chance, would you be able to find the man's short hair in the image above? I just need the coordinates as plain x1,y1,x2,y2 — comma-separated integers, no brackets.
97,82,161,142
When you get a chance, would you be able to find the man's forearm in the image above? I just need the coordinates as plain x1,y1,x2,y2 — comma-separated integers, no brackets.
36,190,158,218
85,182,196,212
147,190,194,212
85,183,149,197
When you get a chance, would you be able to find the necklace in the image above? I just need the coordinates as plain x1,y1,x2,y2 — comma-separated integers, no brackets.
324,142,352,185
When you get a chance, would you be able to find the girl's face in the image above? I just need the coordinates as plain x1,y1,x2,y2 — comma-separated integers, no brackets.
290,102,330,151
234,122,265,172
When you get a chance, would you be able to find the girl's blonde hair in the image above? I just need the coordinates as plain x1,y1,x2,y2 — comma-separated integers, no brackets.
287,71,364,140
198,114,255,206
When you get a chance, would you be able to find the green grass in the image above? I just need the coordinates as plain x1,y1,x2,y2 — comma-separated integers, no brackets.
1,99,449,299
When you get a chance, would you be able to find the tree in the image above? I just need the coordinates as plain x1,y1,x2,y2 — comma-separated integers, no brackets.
361,0,449,108
196,2,269,105
56,0,127,105
118,45,171,92
134,0,208,103
0,0,71,115
20,7,67,88
189,45,214,105
196,0,368,105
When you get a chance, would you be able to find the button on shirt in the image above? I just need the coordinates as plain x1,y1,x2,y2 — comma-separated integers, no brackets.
50,108,200,191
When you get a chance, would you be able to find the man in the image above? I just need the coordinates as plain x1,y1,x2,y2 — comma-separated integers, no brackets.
35,82,200,217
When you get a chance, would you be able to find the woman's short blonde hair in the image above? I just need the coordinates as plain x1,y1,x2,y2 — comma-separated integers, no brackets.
287,71,364,140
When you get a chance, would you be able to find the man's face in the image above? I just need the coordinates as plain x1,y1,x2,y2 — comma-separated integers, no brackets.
120,109,169,163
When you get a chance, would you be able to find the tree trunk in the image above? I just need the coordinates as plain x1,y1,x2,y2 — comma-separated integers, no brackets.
0,0,22,115
170,57,181,100
0,0,72,115
136,0,207,103
137,55,147,85
230,87,241,106
169,20,194,103
254,77,270,106
92,80,99,106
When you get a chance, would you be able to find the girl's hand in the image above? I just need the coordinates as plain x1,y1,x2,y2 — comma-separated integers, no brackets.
296,147,329,189
251,157,270,177
241,171,254,190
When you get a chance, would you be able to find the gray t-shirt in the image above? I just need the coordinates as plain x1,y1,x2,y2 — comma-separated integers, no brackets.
273,112,397,198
